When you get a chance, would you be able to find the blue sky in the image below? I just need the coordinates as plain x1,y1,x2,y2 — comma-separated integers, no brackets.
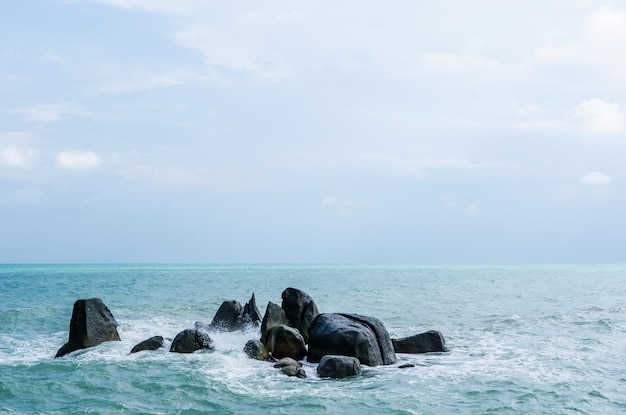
1,0,625,263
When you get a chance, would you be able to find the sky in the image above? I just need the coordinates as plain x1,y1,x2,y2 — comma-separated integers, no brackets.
1,0,625,263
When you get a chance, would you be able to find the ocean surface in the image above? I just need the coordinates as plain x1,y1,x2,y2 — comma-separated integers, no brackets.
1,264,625,414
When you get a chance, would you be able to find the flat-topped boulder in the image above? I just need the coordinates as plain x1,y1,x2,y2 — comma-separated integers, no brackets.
55,298,121,358
392,330,448,354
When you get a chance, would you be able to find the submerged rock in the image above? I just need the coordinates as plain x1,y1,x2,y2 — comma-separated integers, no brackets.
392,330,447,354
281,365,307,378
130,336,164,354
317,355,361,379
273,357,301,368
55,298,121,358
244,339,269,361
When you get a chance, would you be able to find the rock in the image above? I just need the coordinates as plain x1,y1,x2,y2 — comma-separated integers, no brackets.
338,313,396,365
209,294,262,332
392,330,448,354
273,357,301,368
266,325,307,360
398,363,415,369
281,365,307,378
307,313,397,366
241,293,262,326
55,298,121,358
260,302,288,344
130,336,164,354
210,300,243,331
281,288,319,344
244,339,269,361
317,355,362,379
170,329,214,353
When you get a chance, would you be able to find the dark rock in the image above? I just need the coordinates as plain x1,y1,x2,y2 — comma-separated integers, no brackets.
170,329,214,353
317,355,362,379
241,293,262,326
281,288,319,343
338,313,396,365
398,363,415,369
244,339,269,360
210,300,243,331
55,298,121,358
266,325,307,360
273,357,301,368
392,330,448,354
130,336,164,354
260,302,288,344
307,313,396,366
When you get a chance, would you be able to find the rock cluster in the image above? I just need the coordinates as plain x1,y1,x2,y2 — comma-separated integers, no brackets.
55,289,448,381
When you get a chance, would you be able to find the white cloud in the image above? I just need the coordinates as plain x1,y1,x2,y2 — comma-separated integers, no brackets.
420,53,505,75
533,7,626,86
42,51,64,63
580,170,612,185
0,146,38,168
466,203,478,214
93,67,193,94
572,99,626,135
91,0,194,14
322,195,360,216
10,104,86,123
56,151,101,170
511,99,626,135
587,7,626,43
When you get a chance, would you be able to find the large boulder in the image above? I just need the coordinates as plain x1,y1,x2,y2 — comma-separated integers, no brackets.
307,313,397,366
338,313,396,365
260,302,288,344
266,324,307,360
130,336,164,354
392,330,448,354
281,288,319,343
317,355,362,379
55,298,121,358
170,329,214,353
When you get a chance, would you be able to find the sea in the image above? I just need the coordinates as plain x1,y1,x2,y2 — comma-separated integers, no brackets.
1,264,625,414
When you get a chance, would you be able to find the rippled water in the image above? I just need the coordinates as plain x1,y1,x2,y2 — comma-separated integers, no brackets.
1,264,625,414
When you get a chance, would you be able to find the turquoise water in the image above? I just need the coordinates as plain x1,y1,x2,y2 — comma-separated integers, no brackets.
1,264,625,414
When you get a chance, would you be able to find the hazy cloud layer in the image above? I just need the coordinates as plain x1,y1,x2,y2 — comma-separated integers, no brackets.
0,0,624,263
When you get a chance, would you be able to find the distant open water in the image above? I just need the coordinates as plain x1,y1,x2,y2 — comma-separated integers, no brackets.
1,264,625,414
